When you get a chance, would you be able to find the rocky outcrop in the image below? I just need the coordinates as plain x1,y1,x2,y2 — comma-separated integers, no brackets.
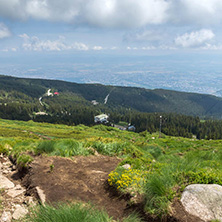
0,155,36,222
181,184,222,222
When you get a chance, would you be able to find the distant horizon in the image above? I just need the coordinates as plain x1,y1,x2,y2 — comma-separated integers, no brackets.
1,1,222,97
1,68,222,99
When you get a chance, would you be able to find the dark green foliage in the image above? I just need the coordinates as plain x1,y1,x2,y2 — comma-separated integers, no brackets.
91,142,126,156
36,141,56,154
36,139,92,156
0,144,8,154
2,75,222,139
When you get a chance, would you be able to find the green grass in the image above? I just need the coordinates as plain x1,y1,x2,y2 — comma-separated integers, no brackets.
25,203,143,222
1,118,222,219
25,203,112,222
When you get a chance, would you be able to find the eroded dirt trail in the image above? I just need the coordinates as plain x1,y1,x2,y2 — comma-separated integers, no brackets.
23,155,131,220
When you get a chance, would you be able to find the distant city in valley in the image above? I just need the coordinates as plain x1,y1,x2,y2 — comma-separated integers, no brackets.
1,54,222,97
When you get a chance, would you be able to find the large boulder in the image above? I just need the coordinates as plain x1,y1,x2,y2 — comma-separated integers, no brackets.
181,184,222,222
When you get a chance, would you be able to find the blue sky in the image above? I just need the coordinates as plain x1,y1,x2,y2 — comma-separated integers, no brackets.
1,0,222,95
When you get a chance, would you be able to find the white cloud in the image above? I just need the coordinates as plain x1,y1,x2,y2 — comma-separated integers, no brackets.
0,0,169,28
200,43,222,50
73,42,89,51
168,0,222,25
93,46,103,50
175,29,215,48
142,46,156,50
110,46,117,50
0,23,11,39
1,47,18,52
1,1,222,28
19,34,89,51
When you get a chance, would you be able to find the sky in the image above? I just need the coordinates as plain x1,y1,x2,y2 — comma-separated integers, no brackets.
1,0,222,94
1,0,222,53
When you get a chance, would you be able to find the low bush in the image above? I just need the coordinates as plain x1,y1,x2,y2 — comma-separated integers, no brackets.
0,144,9,154
36,139,92,157
17,154,34,168
91,142,126,156
108,167,146,193
144,172,176,218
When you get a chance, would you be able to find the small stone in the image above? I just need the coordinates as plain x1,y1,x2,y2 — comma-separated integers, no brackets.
7,185,25,198
0,211,12,222
0,174,14,189
12,205,28,220
25,196,36,206
2,162,9,166
122,164,131,170
36,186,46,205
11,165,16,171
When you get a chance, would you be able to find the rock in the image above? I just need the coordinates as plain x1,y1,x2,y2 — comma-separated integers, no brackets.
122,164,131,170
36,186,46,205
0,211,12,222
11,165,16,171
24,196,36,207
12,205,28,220
2,162,9,166
0,174,14,189
7,185,25,198
181,184,222,222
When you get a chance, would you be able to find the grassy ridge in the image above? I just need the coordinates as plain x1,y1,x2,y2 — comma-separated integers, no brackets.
1,118,222,220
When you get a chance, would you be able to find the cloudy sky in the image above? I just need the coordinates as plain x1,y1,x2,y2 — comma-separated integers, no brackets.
1,0,222,54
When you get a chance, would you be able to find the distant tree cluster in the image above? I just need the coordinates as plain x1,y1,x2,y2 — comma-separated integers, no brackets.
1,101,222,139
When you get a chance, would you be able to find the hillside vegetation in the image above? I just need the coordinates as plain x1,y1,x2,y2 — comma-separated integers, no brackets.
2,75,222,140
1,118,222,221
1,74,222,119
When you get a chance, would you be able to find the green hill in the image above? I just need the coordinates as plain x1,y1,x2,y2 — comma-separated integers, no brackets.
1,74,222,118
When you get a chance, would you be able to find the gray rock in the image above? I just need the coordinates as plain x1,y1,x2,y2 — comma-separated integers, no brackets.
12,205,28,220
181,184,222,222
36,186,46,205
0,211,12,222
25,196,36,206
122,164,131,170
0,174,14,189
7,185,25,198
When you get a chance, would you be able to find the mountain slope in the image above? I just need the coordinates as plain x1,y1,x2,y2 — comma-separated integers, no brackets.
1,74,222,118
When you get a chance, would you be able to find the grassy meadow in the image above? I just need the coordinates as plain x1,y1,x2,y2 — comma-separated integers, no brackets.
1,118,222,220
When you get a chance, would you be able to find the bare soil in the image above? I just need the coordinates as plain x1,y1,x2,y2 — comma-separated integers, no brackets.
21,155,203,221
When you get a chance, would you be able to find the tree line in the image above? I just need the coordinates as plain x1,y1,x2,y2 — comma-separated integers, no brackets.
1,102,222,140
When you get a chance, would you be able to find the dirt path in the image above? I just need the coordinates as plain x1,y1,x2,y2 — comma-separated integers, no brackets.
21,155,204,222
23,155,132,220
